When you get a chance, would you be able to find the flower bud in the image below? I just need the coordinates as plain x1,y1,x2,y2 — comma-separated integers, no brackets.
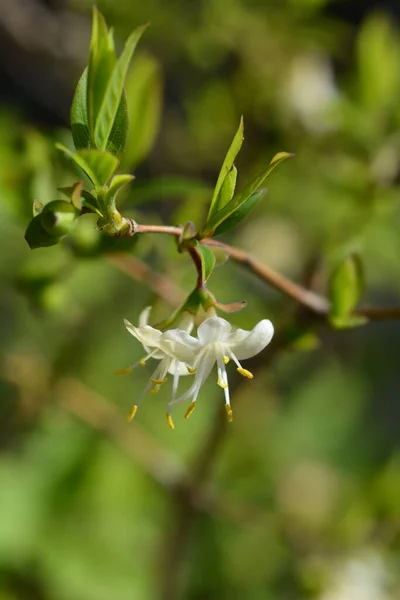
41,200,78,237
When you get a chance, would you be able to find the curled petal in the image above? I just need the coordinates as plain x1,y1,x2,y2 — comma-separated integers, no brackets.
228,319,274,360
139,306,152,327
124,319,162,348
197,316,232,344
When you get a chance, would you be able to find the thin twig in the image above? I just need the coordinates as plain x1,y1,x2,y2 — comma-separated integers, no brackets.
122,224,400,321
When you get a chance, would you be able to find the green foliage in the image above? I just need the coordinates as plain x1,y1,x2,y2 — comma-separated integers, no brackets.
329,254,367,328
196,242,216,284
203,151,293,237
94,24,148,152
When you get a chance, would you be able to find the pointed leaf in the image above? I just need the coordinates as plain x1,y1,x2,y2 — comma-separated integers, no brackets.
207,117,244,220
214,165,237,213
204,152,293,235
94,24,148,151
213,188,267,236
71,69,90,150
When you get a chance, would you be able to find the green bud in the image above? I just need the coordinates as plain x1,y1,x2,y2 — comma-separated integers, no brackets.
41,200,79,237
25,215,62,249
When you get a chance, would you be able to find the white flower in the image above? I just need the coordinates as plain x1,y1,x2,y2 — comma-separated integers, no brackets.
117,307,197,428
163,316,274,422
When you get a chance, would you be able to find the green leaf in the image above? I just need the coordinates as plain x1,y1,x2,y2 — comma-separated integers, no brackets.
196,243,216,283
213,188,267,236
58,186,99,214
106,94,129,157
214,165,237,213
121,53,163,168
71,69,90,150
207,117,244,220
94,24,148,151
56,143,98,184
77,149,119,186
87,9,116,139
329,254,365,321
56,144,118,186
204,151,293,235
107,174,135,199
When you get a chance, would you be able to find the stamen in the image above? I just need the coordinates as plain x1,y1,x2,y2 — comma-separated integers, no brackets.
148,384,161,395
224,403,233,422
223,355,230,365
187,366,197,374
114,368,133,375
127,405,137,421
218,378,228,389
150,377,168,385
140,357,147,366
184,402,196,420
166,412,175,430
237,367,253,379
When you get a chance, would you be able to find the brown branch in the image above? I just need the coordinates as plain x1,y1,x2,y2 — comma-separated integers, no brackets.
132,223,400,322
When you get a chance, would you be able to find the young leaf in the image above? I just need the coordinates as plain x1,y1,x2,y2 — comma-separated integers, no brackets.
71,69,90,150
195,242,216,284
207,117,244,220
87,9,116,138
77,149,119,186
94,24,149,151
212,188,267,236
56,145,118,186
107,174,135,200
204,152,293,236
329,254,365,321
56,143,98,184
213,165,237,213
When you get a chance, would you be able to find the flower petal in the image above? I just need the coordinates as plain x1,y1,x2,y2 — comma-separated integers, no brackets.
197,316,232,344
160,329,200,365
123,319,163,348
139,306,152,327
228,319,274,360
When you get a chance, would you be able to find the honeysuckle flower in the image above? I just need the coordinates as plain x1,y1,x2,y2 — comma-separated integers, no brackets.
163,316,274,423
117,307,197,427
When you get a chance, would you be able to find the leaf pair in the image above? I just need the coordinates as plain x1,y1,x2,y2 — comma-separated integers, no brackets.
202,118,293,237
71,8,148,158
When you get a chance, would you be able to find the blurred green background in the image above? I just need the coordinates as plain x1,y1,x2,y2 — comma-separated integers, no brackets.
0,0,399,598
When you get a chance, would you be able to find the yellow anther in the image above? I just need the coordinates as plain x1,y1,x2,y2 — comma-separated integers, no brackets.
140,357,147,367
218,378,228,389
166,413,175,430
148,384,161,395
223,355,230,365
114,368,132,375
127,405,137,421
225,404,233,422
184,402,196,420
237,367,253,379
187,366,197,374
150,377,168,385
